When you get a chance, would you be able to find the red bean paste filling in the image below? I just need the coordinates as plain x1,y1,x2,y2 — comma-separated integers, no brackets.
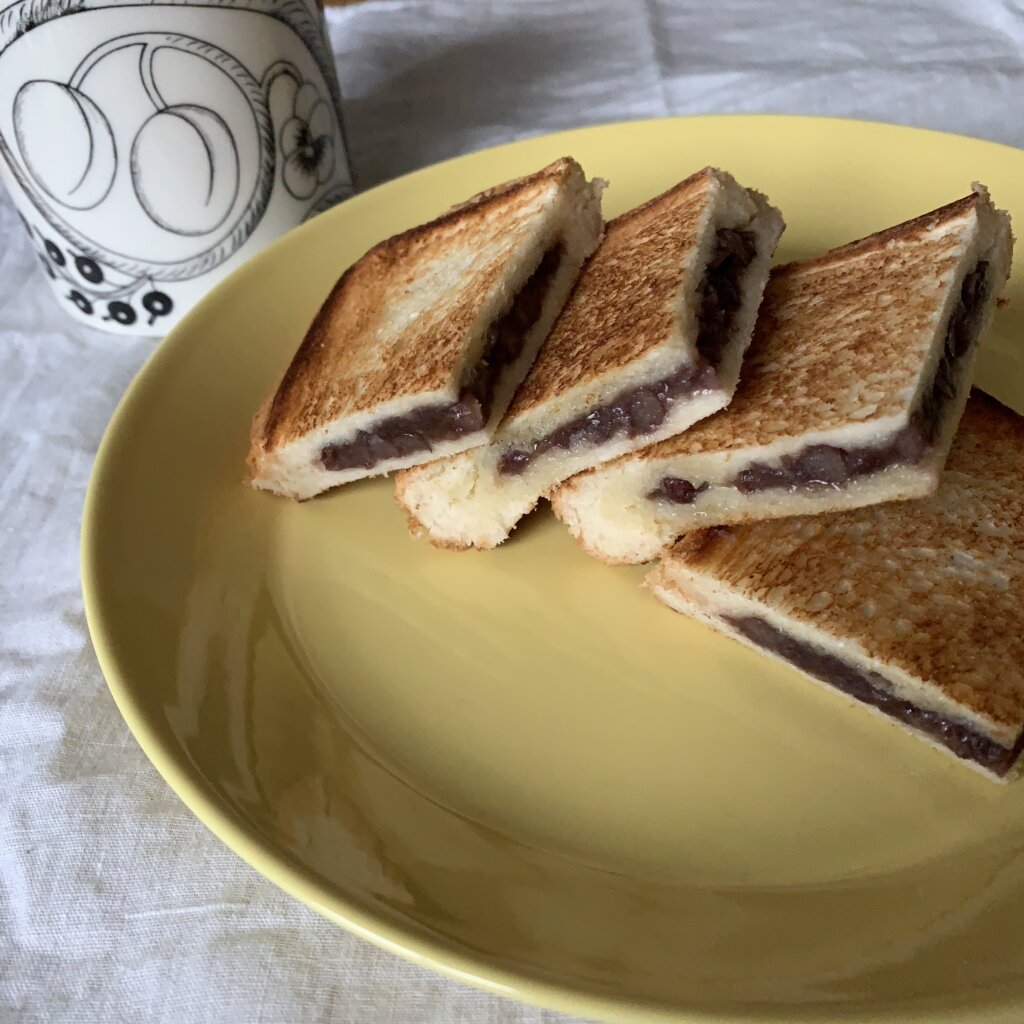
320,244,565,473
650,261,990,505
497,228,759,477
724,614,1022,775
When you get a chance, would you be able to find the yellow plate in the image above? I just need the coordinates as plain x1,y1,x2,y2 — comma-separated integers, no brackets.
83,116,1024,1023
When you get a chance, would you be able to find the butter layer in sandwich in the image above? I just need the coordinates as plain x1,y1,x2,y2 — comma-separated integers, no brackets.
248,157,604,499
647,391,1024,780
552,185,1013,563
394,168,784,549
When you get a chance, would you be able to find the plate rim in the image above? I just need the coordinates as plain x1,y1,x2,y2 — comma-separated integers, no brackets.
81,113,1024,1024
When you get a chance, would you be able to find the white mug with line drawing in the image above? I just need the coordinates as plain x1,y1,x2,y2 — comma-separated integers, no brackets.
0,0,352,335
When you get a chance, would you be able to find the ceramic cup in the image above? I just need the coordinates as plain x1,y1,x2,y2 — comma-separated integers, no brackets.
0,0,353,335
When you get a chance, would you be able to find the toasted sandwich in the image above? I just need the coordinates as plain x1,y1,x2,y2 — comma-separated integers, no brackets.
552,186,1013,563
394,168,784,549
647,391,1024,780
248,157,604,499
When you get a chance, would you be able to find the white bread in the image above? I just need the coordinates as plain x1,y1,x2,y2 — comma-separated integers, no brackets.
553,185,1013,563
395,168,784,549
249,158,604,499
647,391,1024,780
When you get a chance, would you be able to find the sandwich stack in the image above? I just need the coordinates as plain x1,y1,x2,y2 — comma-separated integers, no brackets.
552,186,1012,562
396,168,784,549
246,159,1020,779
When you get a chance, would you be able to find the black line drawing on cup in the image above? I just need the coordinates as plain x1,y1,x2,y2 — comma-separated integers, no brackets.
266,59,337,202
0,0,348,126
14,78,115,210
6,31,273,279
0,0,352,328
23,220,177,326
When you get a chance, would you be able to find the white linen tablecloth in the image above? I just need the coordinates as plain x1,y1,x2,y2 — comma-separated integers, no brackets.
3,2,1023,1020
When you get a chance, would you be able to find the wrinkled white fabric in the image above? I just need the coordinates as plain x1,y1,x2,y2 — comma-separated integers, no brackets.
2,2,1023,1021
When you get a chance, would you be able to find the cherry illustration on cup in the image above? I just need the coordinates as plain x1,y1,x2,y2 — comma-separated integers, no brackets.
1,23,350,335
141,290,173,326
104,300,137,326
44,239,65,266
74,254,103,284
68,289,93,315
14,80,116,211
131,104,240,236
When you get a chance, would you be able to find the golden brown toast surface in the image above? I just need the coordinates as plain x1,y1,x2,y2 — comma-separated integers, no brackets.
627,193,981,461
664,392,1024,728
260,158,583,451
506,167,722,416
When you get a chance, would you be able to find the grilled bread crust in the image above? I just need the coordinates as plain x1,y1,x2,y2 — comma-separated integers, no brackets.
552,186,1013,562
647,391,1024,770
249,157,604,497
394,168,784,549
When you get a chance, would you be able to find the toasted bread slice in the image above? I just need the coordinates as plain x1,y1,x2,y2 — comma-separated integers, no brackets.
395,168,784,549
249,158,604,499
553,186,1013,563
647,391,1024,780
